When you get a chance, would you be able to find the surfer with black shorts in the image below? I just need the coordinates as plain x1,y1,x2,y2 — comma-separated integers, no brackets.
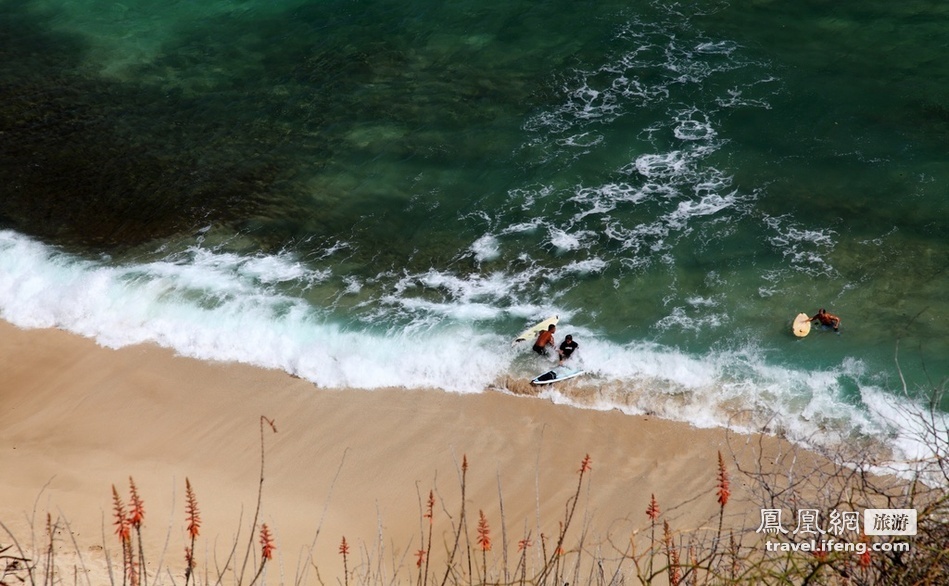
558,335,579,365
810,308,841,332
532,324,556,356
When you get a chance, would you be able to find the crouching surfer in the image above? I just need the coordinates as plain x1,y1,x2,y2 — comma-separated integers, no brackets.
532,324,556,357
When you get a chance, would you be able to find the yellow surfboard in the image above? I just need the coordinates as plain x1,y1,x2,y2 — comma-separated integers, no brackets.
792,313,811,337
512,315,559,346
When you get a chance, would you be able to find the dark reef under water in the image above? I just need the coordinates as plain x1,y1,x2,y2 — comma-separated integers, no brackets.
0,1,304,250
0,0,571,253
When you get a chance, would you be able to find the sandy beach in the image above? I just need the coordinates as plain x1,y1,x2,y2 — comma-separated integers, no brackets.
1,319,816,583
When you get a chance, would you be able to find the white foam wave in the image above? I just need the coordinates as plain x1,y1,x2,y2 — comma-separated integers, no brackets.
861,386,949,481
763,215,839,276
558,132,605,149
654,305,727,332
673,109,717,141
560,258,608,275
540,339,932,464
0,231,514,391
632,151,688,178
471,234,501,262
664,192,738,229
523,16,764,143
499,218,544,234
548,228,596,252
387,269,524,321
695,40,739,55
1,230,939,467
717,88,774,110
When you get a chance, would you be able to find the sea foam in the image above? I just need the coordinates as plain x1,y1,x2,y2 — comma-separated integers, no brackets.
0,229,930,470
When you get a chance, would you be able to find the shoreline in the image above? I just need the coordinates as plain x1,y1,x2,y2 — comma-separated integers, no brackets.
1,319,823,581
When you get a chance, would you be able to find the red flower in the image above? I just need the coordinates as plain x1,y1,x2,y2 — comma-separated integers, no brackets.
185,478,201,538
415,549,426,568
578,454,592,474
476,510,492,552
259,524,276,561
858,533,871,568
112,485,130,543
424,490,435,523
339,536,350,556
128,477,145,529
716,451,730,507
646,494,660,521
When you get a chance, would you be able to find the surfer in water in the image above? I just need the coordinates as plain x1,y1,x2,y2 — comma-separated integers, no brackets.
810,308,841,332
558,334,579,365
532,324,556,357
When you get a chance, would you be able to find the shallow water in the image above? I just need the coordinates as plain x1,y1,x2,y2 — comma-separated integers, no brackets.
1,0,946,461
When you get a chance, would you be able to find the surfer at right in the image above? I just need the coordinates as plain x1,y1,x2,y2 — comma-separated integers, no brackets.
810,308,841,332
557,334,579,365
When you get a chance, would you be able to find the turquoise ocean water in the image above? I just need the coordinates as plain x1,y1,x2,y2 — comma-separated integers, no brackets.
1,0,946,462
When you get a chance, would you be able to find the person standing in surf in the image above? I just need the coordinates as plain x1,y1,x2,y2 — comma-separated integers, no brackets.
810,308,841,332
532,324,556,357
558,334,579,365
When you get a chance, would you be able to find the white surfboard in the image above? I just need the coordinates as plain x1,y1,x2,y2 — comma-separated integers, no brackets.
792,313,811,337
512,315,559,346
531,365,585,386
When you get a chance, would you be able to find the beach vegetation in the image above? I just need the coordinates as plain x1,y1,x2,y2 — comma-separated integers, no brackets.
2,382,947,586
